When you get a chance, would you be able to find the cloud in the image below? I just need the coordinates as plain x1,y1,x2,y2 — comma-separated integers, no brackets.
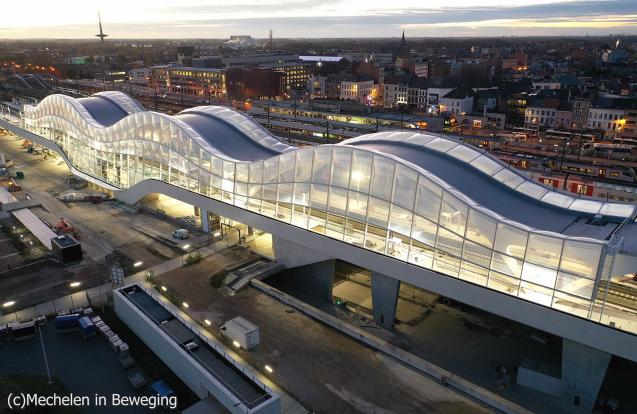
1,0,637,38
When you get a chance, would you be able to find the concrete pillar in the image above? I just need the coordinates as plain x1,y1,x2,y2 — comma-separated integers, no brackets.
371,272,400,328
561,339,611,412
200,209,210,233
295,259,335,302
272,236,335,302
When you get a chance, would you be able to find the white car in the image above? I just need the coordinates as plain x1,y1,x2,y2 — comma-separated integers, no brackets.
172,229,190,239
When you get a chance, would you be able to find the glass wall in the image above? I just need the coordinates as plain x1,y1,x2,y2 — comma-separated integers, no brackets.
22,95,637,336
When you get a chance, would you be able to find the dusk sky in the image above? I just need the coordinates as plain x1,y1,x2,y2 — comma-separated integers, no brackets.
1,0,636,38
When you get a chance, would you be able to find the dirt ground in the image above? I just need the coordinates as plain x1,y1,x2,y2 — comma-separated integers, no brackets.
154,249,490,414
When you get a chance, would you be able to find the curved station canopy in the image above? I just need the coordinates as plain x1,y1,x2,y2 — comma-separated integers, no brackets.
18,92,637,341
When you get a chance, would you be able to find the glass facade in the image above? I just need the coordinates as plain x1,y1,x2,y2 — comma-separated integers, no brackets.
20,94,637,336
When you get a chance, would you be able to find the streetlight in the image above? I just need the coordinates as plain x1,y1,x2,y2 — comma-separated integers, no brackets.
182,302,189,309
161,286,168,292
133,261,143,268
2,301,15,308
264,365,273,374
69,282,81,288
182,244,191,250
204,319,211,326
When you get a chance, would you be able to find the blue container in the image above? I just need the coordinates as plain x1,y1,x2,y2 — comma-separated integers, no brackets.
78,316,96,337
54,314,80,329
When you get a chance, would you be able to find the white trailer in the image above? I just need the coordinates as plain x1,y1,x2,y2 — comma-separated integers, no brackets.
220,316,260,350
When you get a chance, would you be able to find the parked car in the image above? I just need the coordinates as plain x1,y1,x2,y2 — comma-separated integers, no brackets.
172,229,190,239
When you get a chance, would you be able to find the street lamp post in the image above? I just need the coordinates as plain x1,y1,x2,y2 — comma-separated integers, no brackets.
38,323,53,384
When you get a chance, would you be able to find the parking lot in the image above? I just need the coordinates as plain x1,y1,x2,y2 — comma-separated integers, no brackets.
0,318,198,414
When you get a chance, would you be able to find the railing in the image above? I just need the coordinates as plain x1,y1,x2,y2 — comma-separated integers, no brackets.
124,284,273,409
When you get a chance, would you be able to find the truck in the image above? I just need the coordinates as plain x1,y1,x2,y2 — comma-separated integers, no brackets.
220,316,260,350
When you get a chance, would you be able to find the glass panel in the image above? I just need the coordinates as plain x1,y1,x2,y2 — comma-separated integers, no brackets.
435,228,463,258
493,168,525,188
249,161,263,183
448,145,481,162
411,214,437,246
295,149,313,182
292,204,309,229
526,234,563,269
439,192,467,236
409,239,434,268
262,184,277,202
541,191,575,209
491,252,523,278
494,223,527,259
236,163,249,182
277,183,293,203
488,271,520,295
347,191,368,221
466,209,496,248
387,232,410,261
310,184,328,209
392,165,418,210
470,155,502,175
308,208,326,234
519,281,553,306
425,138,457,152
327,187,348,215
367,197,390,228
312,146,332,185
344,218,366,246
462,240,492,268
433,250,460,277
521,262,557,288
459,261,489,286
552,291,591,318
560,240,602,278
350,150,372,194
388,204,413,237
555,272,595,299
365,224,387,253
370,155,394,200
517,181,549,199
415,177,442,221
278,151,296,182
570,199,602,214
330,147,352,189
263,157,279,183
325,213,345,240
223,160,235,181
277,202,292,223
293,183,310,206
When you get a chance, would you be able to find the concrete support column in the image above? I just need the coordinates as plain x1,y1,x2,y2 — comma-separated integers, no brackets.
298,259,335,303
272,236,335,302
200,209,210,233
561,339,611,412
371,272,400,328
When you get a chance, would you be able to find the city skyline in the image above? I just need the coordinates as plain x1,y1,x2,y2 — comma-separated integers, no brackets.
1,0,637,39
